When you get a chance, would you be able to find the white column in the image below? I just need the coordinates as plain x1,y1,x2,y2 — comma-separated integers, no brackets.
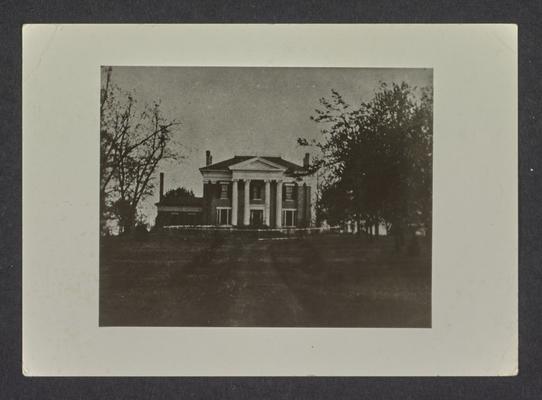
243,179,251,226
231,179,238,226
275,180,283,228
264,180,271,226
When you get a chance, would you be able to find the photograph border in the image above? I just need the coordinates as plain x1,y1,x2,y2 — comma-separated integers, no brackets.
22,23,517,377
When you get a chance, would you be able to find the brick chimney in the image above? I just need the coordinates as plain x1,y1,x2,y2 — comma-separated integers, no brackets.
303,153,310,168
206,150,212,166
159,172,164,202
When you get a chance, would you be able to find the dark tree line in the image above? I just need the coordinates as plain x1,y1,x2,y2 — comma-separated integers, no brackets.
160,187,196,205
100,67,180,235
299,82,433,250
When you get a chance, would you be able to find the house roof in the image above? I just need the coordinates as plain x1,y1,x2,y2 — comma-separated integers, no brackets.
156,196,203,207
200,156,306,173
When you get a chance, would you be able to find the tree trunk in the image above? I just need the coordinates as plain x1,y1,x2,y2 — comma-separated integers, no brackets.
393,222,405,253
407,229,421,256
357,217,364,236
118,204,137,235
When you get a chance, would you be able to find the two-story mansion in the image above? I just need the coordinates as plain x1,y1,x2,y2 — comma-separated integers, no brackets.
155,151,314,228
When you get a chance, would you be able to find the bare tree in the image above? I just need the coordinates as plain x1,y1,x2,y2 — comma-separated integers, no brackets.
100,67,180,234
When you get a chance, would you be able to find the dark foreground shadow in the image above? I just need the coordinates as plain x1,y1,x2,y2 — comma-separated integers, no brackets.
99,234,431,327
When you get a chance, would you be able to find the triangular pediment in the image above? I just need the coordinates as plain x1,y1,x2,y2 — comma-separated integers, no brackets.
229,157,286,171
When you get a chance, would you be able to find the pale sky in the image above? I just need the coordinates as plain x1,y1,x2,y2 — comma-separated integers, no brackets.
105,67,432,225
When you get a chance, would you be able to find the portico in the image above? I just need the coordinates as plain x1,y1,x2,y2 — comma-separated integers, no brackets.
232,177,283,227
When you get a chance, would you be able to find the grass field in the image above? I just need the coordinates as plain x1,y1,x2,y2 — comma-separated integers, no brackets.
99,234,431,327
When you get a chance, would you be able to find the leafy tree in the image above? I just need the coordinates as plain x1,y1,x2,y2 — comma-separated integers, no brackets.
300,82,432,249
161,187,197,205
100,67,180,235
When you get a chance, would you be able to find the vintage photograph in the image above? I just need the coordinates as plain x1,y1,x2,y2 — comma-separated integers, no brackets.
99,66,433,327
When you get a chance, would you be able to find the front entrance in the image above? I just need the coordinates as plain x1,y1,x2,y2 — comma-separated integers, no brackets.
250,209,264,227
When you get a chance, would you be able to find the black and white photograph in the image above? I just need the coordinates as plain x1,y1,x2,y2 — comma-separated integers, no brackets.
22,24,517,377
99,66,433,328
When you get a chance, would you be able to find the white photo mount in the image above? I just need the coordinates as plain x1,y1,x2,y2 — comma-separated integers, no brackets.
22,24,517,376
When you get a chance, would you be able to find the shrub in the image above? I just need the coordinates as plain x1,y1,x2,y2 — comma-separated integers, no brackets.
133,223,149,241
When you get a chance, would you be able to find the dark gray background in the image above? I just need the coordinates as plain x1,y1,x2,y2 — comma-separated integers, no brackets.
1,1,539,399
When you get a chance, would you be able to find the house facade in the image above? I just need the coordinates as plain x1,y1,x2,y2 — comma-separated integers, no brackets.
156,151,314,228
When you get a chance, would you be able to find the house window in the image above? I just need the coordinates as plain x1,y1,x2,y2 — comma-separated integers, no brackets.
251,182,262,200
216,207,231,225
220,182,229,199
282,209,297,227
284,184,295,201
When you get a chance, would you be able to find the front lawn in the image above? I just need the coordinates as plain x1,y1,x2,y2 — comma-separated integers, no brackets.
100,233,431,327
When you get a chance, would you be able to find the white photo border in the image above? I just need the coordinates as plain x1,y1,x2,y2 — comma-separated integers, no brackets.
22,24,517,376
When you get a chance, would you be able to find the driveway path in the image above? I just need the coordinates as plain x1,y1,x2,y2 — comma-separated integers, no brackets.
223,240,307,326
